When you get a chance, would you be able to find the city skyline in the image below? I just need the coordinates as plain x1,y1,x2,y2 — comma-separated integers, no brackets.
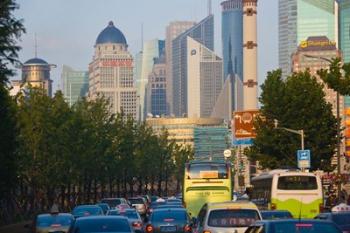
14,0,278,93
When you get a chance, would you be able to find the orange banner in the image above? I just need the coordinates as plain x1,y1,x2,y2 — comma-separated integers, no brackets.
233,110,259,138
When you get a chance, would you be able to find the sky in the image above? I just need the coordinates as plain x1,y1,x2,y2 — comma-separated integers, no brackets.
14,0,279,92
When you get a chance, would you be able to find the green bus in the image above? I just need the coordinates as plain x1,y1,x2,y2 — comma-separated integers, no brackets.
183,160,233,217
250,170,323,219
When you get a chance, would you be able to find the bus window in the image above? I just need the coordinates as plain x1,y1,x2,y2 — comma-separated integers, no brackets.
188,163,228,179
277,176,317,190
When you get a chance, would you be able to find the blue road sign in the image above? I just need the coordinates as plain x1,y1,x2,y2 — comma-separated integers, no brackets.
233,138,253,146
297,149,311,169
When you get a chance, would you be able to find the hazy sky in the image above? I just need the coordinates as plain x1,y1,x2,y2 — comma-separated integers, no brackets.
14,0,278,91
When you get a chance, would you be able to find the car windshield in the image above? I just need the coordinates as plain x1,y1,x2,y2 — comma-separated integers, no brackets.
333,214,350,226
101,199,121,207
76,219,131,232
277,176,317,190
273,222,340,233
107,210,120,216
208,209,260,227
120,211,139,219
36,215,73,227
129,199,144,204
72,207,101,216
188,163,228,179
152,210,187,222
261,211,292,219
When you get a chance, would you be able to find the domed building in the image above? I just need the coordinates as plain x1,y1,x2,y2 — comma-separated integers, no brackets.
21,57,56,96
89,21,138,119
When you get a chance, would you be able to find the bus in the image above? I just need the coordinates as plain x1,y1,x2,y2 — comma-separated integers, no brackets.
183,160,232,217
250,170,323,219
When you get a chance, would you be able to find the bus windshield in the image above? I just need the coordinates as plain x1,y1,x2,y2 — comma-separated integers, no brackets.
187,163,228,179
277,176,317,190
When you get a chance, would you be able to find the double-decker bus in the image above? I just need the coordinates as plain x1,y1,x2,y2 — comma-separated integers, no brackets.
250,170,323,218
183,160,232,217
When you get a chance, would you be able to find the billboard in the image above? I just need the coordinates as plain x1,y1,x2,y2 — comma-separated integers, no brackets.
233,110,259,139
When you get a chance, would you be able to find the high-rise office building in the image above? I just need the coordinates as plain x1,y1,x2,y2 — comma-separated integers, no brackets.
146,54,167,117
165,21,196,115
221,0,243,80
339,0,350,63
279,0,336,77
139,39,165,120
172,15,214,117
20,57,55,97
89,21,138,119
187,37,223,118
61,65,88,106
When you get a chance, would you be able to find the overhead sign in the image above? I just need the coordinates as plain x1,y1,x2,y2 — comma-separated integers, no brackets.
297,150,311,169
233,110,259,139
233,138,253,146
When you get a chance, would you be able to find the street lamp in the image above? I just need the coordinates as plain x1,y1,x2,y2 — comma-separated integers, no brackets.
274,119,305,153
303,54,342,199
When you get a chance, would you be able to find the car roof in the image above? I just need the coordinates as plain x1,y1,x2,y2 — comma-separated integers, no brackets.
37,213,73,218
74,204,101,209
75,215,128,222
152,208,187,212
207,200,259,210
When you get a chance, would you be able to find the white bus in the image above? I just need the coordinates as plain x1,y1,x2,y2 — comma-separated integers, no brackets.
250,170,323,219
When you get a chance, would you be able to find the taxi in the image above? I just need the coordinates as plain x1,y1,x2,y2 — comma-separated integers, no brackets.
315,203,350,233
195,201,262,233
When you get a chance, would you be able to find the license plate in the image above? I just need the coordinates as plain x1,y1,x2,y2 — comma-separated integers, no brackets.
160,225,177,232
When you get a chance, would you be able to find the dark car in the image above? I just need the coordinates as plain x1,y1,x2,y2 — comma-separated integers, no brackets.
97,203,111,214
68,216,133,233
32,213,74,233
245,219,343,233
145,208,192,233
315,212,350,233
72,205,104,218
260,210,293,220
100,198,128,209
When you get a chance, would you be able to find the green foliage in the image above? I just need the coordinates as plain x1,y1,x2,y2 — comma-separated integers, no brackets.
247,69,337,171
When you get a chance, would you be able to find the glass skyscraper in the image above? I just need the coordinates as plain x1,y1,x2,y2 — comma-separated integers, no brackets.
61,65,88,106
279,0,335,77
339,0,350,63
221,0,243,80
172,14,214,117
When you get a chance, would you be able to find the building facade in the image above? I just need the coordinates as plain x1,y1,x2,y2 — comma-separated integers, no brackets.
292,36,346,169
165,21,196,116
221,0,243,81
146,117,230,159
146,54,167,117
172,15,214,117
61,65,88,106
88,21,138,119
139,39,165,120
187,36,223,118
279,0,336,77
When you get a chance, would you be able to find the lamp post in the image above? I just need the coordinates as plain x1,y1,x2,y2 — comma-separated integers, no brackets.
303,54,342,200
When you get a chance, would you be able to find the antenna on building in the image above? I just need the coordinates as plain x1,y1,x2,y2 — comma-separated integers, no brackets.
141,23,144,51
208,0,212,15
34,33,38,58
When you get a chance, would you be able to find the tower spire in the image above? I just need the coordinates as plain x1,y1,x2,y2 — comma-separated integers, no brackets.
34,33,38,58
141,23,144,51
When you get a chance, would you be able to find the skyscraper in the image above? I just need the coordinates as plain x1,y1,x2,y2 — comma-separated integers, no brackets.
139,39,165,120
89,21,138,119
339,0,350,63
21,57,55,96
279,0,336,77
172,15,214,117
165,21,196,115
146,54,167,117
61,65,89,106
221,0,243,80
187,37,223,118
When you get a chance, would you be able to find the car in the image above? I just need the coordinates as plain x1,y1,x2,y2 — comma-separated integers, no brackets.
260,210,293,220
71,205,104,218
145,208,193,233
166,199,182,205
97,203,111,214
100,198,129,209
244,219,343,233
106,209,120,216
155,205,185,210
149,201,168,214
67,216,133,233
32,212,74,233
128,197,148,216
315,211,350,233
118,208,144,233
195,201,262,233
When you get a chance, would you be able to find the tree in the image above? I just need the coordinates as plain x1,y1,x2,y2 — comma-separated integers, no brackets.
247,70,337,171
